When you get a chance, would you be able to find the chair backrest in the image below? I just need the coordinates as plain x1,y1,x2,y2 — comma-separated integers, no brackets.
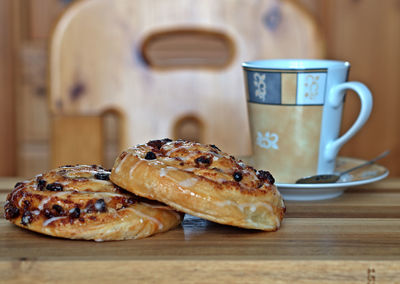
49,0,324,162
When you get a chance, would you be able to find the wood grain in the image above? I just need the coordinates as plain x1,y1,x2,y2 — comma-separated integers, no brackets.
28,0,67,39
16,43,50,177
0,260,399,284
1,215,400,261
17,43,49,143
0,0,16,176
1,178,400,282
15,42,119,175
0,260,398,284
51,116,103,168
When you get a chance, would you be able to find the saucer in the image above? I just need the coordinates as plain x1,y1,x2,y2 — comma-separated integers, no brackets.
276,156,389,201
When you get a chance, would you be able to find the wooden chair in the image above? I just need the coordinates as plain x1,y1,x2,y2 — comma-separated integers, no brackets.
49,0,324,168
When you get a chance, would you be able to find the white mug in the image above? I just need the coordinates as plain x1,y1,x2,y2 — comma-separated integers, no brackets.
242,59,373,183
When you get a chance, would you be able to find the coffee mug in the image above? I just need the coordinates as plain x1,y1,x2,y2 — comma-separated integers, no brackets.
242,59,373,183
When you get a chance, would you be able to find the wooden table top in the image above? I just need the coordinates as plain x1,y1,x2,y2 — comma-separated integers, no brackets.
1,177,400,283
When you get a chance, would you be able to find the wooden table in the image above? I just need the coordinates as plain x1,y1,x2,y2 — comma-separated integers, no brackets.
1,177,400,283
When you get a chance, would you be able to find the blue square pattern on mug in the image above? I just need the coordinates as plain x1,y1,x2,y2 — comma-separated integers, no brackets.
246,71,281,104
246,70,327,105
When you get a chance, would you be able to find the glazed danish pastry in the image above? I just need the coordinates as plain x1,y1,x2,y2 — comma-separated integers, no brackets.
4,165,182,241
110,139,285,231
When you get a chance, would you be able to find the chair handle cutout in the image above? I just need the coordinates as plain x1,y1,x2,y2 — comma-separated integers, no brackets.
140,28,236,70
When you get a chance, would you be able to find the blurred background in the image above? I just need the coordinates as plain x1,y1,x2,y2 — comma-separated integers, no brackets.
0,0,399,178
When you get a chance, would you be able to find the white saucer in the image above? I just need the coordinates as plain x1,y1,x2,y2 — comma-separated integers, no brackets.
276,156,389,201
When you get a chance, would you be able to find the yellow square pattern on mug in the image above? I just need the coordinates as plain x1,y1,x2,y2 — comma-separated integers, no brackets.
281,73,297,104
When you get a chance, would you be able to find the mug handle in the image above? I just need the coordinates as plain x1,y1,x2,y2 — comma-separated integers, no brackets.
324,82,373,162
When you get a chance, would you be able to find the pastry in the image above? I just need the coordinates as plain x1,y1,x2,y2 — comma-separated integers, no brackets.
4,165,182,241
110,139,285,231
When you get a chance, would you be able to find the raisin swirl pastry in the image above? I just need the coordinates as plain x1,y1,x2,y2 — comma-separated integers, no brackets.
110,139,285,231
4,165,182,241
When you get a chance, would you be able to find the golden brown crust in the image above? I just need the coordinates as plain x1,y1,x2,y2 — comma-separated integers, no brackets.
4,165,182,241
110,139,285,230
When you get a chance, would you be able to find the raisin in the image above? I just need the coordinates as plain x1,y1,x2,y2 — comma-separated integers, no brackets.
37,178,47,191
5,206,20,219
52,205,64,215
94,199,107,212
94,172,110,181
21,211,33,226
195,156,212,167
147,140,162,149
46,182,63,191
69,207,80,219
145,151,157,160
233,171,243,182
147,138,172,150
257,170,275,185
